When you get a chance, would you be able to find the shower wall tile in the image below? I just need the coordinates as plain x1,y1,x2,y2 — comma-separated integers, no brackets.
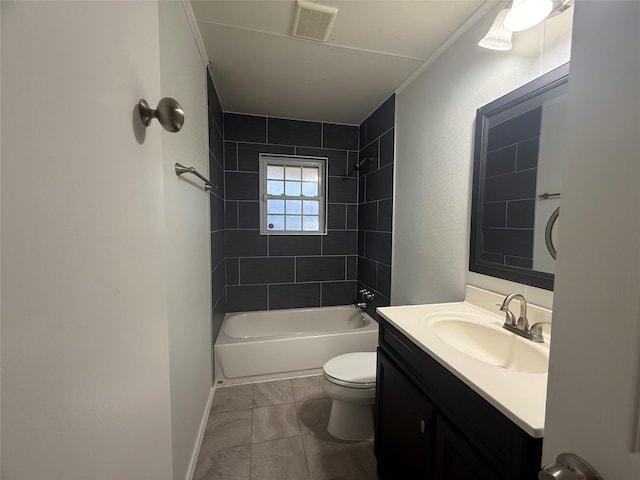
225,230,267,257
223,112,358,312
208,68,227,382
365,165,393,202
322,281,358,307
269,236,321,257
237,202,260,230
225,172,259,201
240,257,295,285
487,107,541,151
226,258,239,286
268,118,321,147
346,205,357,230
269,283,321,310
296,147,348,177
227,285,268,312
481,109,541,265
362,95,395,145
379,129,394,168
482,228,534,258
238,143,294,172
225,201,238,229
358,141,379,176
377,199,393,232
327,177,358,203
357,95,395,307
296,257,346,282
225,113,267,143
365,232,392,265
358,202,377,231
225,141,238,171
327,204,347,230
322,123,358,150
322,231,358,256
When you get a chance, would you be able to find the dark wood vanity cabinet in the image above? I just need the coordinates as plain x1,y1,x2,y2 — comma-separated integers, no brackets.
374,320,542,480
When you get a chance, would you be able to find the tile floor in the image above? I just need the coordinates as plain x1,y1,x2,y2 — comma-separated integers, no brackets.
194,375,378,480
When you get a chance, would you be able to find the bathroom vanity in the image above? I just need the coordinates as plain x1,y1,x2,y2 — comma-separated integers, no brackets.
373,287,550,479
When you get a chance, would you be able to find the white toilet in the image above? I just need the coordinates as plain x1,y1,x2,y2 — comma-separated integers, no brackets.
321,351,377,441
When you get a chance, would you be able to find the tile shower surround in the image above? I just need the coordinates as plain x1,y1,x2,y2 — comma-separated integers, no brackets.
481,107,541,269
194,376,377,480
215,95,395,312
223,113,361,312
357,96,395,307
207,70,226,355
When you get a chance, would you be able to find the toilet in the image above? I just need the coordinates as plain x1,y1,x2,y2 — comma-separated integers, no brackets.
321,351,377,441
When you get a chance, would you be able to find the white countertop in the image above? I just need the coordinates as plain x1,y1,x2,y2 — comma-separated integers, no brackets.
376,287,551,438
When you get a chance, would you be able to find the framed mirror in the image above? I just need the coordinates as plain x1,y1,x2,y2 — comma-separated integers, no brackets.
470,63,569,291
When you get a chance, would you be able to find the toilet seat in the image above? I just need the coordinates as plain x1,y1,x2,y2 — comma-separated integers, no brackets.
322,352,376,389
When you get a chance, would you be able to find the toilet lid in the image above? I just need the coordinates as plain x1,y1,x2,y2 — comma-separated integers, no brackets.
323,352,377,385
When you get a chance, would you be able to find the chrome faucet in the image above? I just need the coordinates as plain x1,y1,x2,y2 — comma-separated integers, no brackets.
498,293,550,343
355,288,375,309
500,293,529,331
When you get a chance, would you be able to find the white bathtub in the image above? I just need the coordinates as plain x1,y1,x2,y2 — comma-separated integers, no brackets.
214,306,379,385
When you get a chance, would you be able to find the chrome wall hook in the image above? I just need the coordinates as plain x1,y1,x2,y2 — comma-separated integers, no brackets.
138,97,185,132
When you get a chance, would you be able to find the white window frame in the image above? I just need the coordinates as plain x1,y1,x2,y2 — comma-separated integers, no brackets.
259,153,328,235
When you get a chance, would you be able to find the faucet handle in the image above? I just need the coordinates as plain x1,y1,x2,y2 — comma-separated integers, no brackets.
529,321,552,343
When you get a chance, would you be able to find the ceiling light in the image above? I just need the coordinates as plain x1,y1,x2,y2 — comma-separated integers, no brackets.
478,9,512,51
504,0,553,32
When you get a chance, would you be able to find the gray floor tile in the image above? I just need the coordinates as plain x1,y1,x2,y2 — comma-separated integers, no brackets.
193,444,251,480
291,375,326,402
296,398,332,439
211,384,254,414
200,410,252,452
251,436,310,480
253,379,294,407
252,403,300,443
302,434,374,480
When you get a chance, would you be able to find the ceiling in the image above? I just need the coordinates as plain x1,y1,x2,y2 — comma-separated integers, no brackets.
191,0,490,125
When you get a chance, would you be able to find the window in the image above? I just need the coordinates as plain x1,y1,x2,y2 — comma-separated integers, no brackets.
259,154,327,235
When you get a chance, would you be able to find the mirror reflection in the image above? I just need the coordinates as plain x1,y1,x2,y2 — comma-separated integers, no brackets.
470,64,569,290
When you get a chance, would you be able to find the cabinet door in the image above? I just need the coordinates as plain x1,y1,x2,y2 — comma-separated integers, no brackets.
435,415,504,480
375,350,435,479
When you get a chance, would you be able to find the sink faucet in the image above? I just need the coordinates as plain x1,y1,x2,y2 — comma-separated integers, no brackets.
498,294,551,343
500,293,529,332
355,288,375,309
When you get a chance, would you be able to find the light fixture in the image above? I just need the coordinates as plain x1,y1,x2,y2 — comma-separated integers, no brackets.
478,8,512,51
478,0,572,51
504,0,553,32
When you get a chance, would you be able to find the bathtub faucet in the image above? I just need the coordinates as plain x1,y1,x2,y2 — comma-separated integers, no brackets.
355,288,375,309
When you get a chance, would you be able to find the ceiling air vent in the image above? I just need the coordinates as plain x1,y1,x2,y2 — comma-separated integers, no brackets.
291,0,338,42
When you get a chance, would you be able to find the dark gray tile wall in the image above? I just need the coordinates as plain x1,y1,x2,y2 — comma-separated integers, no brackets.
208,68,226,381
357,95,395,307
224,113,359,312
482,106,541,268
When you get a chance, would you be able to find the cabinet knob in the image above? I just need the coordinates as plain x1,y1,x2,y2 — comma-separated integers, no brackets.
420,419,425,433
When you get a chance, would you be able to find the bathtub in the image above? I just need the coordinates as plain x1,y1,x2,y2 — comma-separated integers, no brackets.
214,306,378,385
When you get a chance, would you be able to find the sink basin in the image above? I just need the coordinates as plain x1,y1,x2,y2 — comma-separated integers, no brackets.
425,313,549,374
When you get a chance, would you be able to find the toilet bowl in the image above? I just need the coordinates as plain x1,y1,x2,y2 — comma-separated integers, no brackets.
321,352,377,441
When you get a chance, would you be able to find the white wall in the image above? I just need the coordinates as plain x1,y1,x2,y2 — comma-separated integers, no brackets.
158,2,212,479
1,2,211,479
392,3,572,308
543,2,640,476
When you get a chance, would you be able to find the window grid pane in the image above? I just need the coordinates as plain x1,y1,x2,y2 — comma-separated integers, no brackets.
261,156,326,234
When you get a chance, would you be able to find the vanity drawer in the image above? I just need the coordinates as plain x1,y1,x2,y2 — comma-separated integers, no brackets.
378,321,542,479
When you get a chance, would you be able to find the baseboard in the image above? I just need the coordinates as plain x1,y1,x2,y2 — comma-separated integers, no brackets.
184,385,215,480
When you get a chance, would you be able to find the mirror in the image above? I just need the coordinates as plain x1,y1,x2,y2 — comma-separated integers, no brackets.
470,63,569,291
